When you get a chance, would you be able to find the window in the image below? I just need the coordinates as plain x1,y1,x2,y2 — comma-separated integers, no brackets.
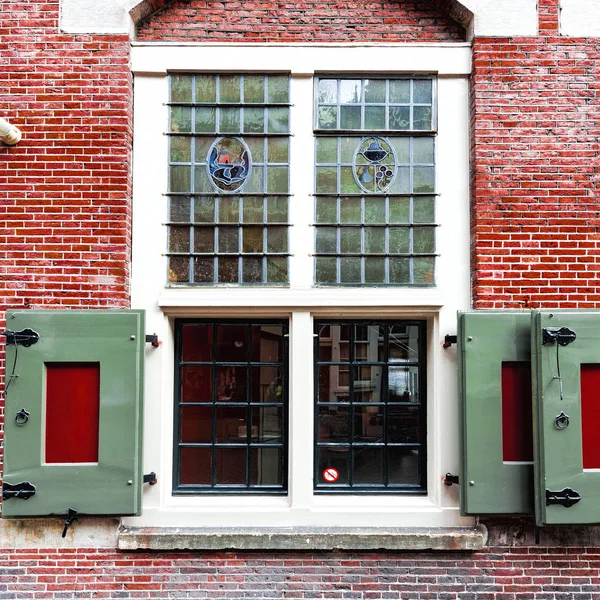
167,74,291,285
174,320,288,493
314,77,436,286
315,320,426,493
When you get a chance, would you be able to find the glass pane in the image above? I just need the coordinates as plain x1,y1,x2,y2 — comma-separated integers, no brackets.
316,197,337,224
364,79,386,104
389,324,420,363
242,197,263,223
315,167,337,193
388,405,420,443
267,197,288,223
365,106,385,129
193,257,214,283
413,79,432,104
252,325,284,362
219,108,240,133
217,325,249,362
242,257,263,283
215,447,246,485
389,228,410,254
389,197,410,223
340,80,361,103
267,166,288,193
318,79,338,104
250,448,282,486
217,256,239,283
170,106,192,132
169,226,190,253
389,366,420,402
340,257,361,283
218,227,239,253
179,447,211,485
339,228,361,254
315,257,337,283
246,137,264,162
364,227,385,253
267,227,287,253
218,197,240,222
267,256,287,283
365,257,386,283
413,197,435,223
181,406,212,443
316,137,337,163
267,76,289,103
244,166,264,194
389,106,410,130
339,197,361,223
414,256,435,284
353,405,383,442
318,106,337,129
242,227,263,253
195,107,216,133
182,325,213,362
268,138,289,163
340,137,356,163
353,366,383,402
193,167,213,193
244,107,264,133
413,137,434,164
318,366,348,402
413,167,435,193
389,80,410,103
251,407,282,443
413,227,435,254
196,75,216,102
364,198,385,224
318,406,349,442
316,227,337,253
340,106,361,129
171,75,192,102
170,197,190,222
388,448,420,485
353,447,384,485
168,256,189,283
317,447,349,485
340,166,360,194
253,366,284,402
220,75,241,103
193,227,214,253
389,257,409,284
244,76,264,103
194,136,213,163
413,106,432,130
170,137,191,163
216,365,248,402
194,197,215,223
390,137,410,164
170,166,191,192
267,107,289,133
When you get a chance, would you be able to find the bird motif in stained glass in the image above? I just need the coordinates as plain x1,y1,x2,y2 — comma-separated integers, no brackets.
353,137,397,194
207,137,252,192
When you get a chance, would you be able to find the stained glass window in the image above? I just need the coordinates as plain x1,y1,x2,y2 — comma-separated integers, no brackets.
167,74,291,284
314,78,437,286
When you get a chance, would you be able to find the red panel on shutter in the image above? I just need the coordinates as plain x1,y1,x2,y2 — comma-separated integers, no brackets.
45,363,100,464
581,364,600,469
501,361,533,462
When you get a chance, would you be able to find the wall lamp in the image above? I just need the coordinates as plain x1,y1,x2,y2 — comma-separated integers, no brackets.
0,117,22,145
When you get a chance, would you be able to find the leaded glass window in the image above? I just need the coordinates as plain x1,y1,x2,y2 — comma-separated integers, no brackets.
167,74,291,284
314,78,437,286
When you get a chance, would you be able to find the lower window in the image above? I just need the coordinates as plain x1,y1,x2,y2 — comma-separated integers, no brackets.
315,320,427,493
174,320,288,493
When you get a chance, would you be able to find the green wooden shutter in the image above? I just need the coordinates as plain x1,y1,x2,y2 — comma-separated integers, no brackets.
2,310,144,518
532,310,600,525
458,311,534,515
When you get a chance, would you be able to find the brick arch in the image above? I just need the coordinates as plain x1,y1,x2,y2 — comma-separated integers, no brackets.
129,0,474,31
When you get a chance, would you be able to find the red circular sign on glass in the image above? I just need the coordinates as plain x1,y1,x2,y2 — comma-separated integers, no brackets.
322,468,339,483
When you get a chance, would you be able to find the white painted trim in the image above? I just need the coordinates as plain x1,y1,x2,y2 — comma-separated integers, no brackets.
128,45,472,529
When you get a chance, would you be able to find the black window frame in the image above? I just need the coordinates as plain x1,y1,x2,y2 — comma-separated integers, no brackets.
173,318,289,495
314,319,427,494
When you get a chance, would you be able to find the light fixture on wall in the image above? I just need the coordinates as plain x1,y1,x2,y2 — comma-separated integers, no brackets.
0,117,22,145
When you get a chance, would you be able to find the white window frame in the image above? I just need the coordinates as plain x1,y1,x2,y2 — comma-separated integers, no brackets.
128,43,473,529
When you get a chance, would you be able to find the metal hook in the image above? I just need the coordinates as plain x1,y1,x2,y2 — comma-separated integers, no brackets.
555,411,570,430
15,408,29,426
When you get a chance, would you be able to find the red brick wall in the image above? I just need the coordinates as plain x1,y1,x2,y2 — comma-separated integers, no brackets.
0,546,599,597
136,0,466,42
470,1,600,309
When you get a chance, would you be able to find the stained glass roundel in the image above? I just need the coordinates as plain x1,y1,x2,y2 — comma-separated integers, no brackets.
207,137,252,193
353,137,397,194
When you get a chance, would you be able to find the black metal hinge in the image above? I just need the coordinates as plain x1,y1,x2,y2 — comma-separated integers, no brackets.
143,472,158,485
145,334,160,348
444,473,459,486
1,329,39,347
546,487,581,508
443,335,457,349
3,481,36,500
542,327,576,346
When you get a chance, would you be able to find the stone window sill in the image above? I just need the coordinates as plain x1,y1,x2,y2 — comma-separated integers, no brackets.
118,525,487,551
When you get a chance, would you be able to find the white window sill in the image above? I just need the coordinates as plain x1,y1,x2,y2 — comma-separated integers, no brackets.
118,525,487,551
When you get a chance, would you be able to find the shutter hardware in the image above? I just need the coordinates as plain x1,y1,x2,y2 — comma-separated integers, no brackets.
443,473,459,486
542,326,576,347
546,487,581,508
443,335,457,349
143,472,158,485
2,481,36,500
145,334,160,348
1,328,39,347
61,508,78,538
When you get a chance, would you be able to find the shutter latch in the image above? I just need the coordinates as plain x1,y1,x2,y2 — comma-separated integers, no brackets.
1,328,39,347
542,327,576,346
61,508,79,538
546,487,581,508
2,481,36,500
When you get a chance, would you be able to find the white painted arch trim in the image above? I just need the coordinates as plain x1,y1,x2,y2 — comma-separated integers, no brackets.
60,0,539,39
